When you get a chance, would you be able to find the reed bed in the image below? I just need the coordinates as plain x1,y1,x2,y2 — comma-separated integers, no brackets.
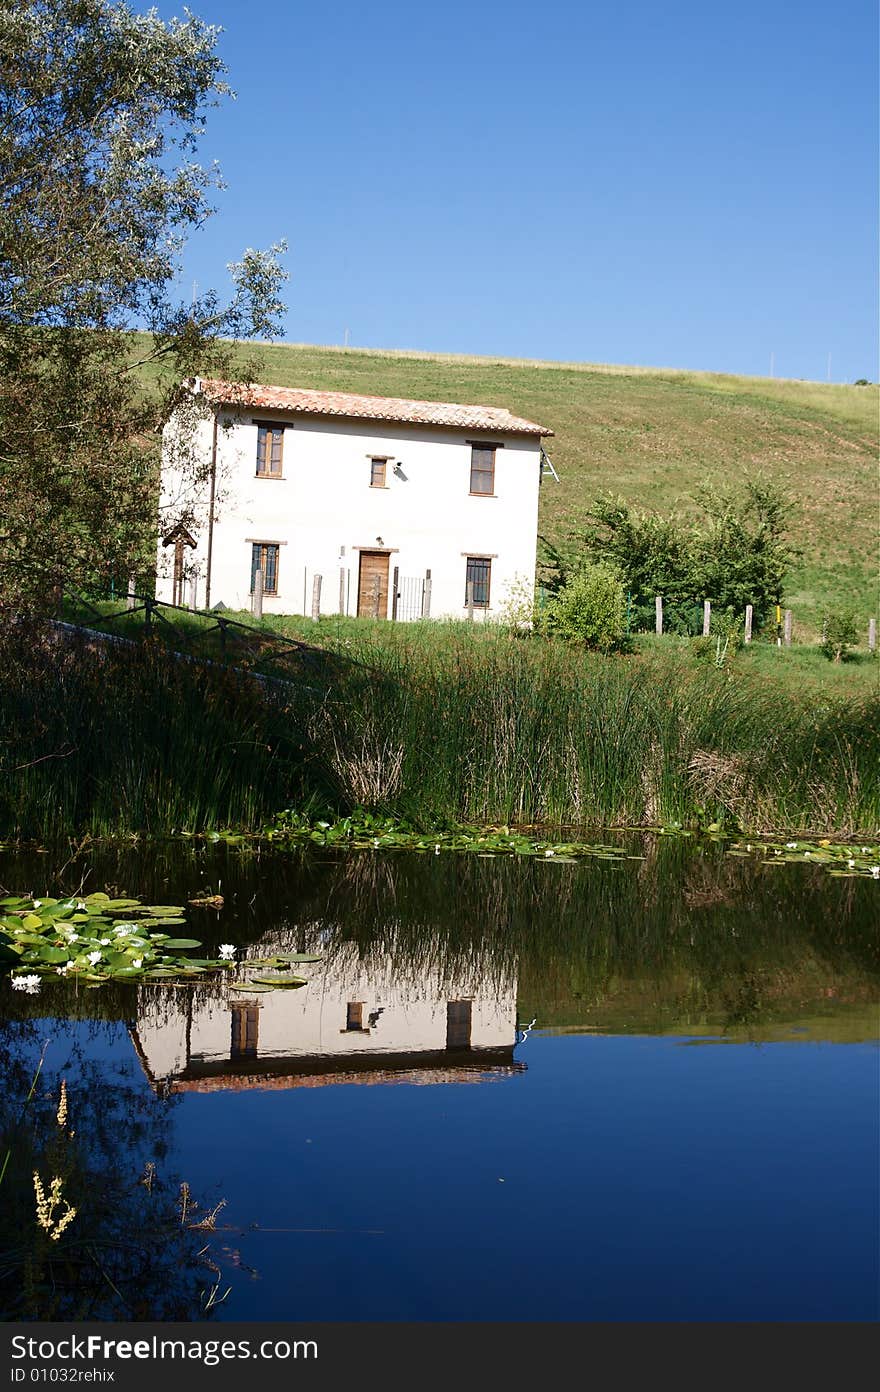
0,621,876,839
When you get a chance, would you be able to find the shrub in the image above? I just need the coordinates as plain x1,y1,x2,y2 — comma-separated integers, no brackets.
543,562,627,651
819,609,858,663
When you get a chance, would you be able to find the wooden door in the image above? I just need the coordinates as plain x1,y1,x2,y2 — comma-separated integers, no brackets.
357,551,390,618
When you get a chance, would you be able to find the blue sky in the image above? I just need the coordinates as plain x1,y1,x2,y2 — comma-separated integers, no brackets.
165,0,877,381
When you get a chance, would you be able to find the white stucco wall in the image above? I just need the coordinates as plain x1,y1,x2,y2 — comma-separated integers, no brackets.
156,399,544,622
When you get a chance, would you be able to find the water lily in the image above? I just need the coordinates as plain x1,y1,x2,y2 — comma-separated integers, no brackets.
87,950,102,965
786,842,797,849
99,938,110,945
132,958,143,969
12,974,41,993
218,944,236,959
871,867,880,879
545,849,555,857
55,963,72,975
848,859,856,868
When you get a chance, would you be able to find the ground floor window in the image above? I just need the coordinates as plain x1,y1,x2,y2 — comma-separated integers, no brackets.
464,556,491,608
250,542,279,595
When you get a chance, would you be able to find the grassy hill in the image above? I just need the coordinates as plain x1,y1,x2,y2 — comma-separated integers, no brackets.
191,341,879,635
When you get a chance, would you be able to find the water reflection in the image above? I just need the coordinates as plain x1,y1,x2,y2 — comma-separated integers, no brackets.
134,947,522,1095
1,837,877,1321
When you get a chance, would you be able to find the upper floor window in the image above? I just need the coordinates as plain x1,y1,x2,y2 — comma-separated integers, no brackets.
469,443,497,495
251,542,279,596
255,422,284,477
370,457,387,488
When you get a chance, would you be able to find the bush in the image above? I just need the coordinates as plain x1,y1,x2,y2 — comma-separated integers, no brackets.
819,609,858,663
543,562,627,651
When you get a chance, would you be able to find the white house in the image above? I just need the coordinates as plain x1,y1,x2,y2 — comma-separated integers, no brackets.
131,946,523,1094
156,377,553,621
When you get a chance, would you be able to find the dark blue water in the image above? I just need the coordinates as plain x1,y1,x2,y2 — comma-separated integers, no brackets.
1,838,878,1322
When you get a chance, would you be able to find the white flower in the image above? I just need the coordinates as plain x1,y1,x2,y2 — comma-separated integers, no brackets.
132,958,143,969
862,847,870,853
804,851,811,858
12,974,41,993
99,938,110,945
434,845,440,854
87,951,102,965
786,842,797,849
76,901,86,910
218,944,236,959
545,849,555,857
871,867,880,880
848,859,856,868
55,963,72,975
113,927,131,937
33,901,41,908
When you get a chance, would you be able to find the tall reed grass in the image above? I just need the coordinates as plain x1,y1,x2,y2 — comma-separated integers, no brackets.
0,621,877,839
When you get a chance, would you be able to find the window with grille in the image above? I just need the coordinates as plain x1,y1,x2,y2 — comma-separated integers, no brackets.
469,444,496,495
464,556,491,608
250,542,279,596
255,422,284,477
370,458,387,487
231,1003,259,1060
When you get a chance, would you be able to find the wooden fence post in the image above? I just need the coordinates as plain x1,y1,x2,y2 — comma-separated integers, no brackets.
391,564,400,621
744,604,753,644
467,581,475,621
371,573,381,619
784,609,793,647
702,600,711,636
422,569,432,618
869,617,877,653
252,565,263,620
144,598,153,634
126,575,136,612
311,573,322,621
655,596,663,636
188,575,197,611
338,566,346,616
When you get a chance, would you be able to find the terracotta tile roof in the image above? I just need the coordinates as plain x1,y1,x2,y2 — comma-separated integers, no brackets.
197,377,553,437
168,1064,525,1093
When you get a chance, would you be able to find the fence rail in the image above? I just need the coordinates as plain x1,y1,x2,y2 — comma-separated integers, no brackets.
60,587,369,679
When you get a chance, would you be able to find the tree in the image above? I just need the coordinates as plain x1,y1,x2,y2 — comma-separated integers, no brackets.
543,561,627,651
551,477,799,632
0,0,287,613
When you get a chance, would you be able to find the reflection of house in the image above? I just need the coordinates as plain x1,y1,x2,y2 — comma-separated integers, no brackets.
132,951,523,1093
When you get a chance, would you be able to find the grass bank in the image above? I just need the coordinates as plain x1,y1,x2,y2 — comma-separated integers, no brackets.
1,620,877,840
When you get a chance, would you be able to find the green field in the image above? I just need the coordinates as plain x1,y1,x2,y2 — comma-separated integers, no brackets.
199,341,879,637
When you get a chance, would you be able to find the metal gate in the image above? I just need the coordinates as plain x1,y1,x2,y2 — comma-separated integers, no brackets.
395,573,430,621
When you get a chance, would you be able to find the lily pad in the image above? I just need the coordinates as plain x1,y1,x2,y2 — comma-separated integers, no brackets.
158,938,202,949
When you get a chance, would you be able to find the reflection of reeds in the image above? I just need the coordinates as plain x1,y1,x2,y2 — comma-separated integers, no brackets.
1,621,877,837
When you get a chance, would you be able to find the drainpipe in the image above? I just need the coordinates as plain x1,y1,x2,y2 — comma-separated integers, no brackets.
204,411,218,609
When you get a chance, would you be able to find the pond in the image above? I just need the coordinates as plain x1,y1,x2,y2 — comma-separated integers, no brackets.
1,836,877,1322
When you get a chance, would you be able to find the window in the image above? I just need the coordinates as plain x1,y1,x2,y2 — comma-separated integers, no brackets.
469,444,496,495
446,1000,473,1050
231,1003,259,1060
251,542,279,596
370,457,387,488
255,422,284,477
464,556,491,608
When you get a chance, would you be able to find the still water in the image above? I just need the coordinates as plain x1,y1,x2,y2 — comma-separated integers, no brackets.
1,837,877,1321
